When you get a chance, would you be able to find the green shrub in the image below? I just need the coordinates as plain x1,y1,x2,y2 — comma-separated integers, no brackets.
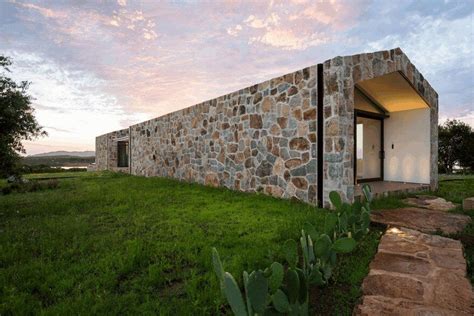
1,185,12,195
1,179,60,195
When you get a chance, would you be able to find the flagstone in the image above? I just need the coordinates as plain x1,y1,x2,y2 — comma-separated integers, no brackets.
354,227,474,315
371,207,471,235
403,195,457,211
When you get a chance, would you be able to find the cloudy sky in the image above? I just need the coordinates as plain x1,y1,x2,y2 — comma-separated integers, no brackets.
0,0,473,155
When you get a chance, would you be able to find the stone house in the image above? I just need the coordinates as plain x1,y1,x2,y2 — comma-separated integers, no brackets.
95,48,438,207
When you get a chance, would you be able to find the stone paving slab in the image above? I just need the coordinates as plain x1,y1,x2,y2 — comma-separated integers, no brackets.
464,197,474,211
403,195,457,212
354,227,474,315
371,207,471,235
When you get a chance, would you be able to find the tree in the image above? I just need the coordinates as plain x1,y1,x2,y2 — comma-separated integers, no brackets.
459,126,474,171
0,55,46,177
438,119,474,174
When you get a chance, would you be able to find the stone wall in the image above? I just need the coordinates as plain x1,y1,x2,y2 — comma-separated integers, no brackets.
95,47,438,207
323,48,438,206
95,128,130,172
129,67,319,204
95,134,108,170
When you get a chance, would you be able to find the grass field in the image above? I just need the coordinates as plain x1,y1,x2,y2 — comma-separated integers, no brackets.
0,172,472,314
0,172,382,315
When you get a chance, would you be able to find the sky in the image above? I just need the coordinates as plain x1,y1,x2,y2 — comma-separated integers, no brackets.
0,0,473,155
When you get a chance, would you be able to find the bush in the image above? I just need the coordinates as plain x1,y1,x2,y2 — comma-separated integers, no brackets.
19,164,87,174
1,179,59,195
1,185,12,195
44,179,59,190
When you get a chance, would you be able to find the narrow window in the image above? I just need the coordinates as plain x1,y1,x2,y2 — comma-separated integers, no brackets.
117,141,129,167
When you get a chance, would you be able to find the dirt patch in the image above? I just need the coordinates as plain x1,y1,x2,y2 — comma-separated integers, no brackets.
310,283,355,316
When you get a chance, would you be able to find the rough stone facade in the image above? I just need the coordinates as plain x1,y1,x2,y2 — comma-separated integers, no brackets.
95,48,438,206
129,66,319,204
95,128,130,173
323,48,438,206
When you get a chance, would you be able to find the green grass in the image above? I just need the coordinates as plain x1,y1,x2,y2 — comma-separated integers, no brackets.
24,171,97,179
0,172,381,315
370,195,408,210
2,171,472,314
435,175,474,284
436,175,474,204
310,226,384,315
0,172,93,189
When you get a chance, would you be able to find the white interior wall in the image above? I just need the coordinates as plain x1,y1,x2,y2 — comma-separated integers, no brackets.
384,108,431,184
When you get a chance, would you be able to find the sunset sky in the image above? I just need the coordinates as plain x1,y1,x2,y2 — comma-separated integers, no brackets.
1,0,473,155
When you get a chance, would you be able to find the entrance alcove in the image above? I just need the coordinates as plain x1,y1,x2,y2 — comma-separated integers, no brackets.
354,71,431,197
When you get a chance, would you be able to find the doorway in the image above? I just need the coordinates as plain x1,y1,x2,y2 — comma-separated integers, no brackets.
355,111,384,183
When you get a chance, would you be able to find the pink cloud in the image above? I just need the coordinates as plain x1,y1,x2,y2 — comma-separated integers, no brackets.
13,1,67,19
244,13,280,29
8,0,470,156
12,1,159,46
233,0,367,50
250,28,330,50
8,1,368,135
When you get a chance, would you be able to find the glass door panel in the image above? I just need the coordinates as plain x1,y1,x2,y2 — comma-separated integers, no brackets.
356,116,382,182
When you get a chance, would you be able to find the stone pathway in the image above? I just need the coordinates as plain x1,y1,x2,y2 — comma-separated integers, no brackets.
371,207,471,235
354,227,474,315
355,207,474,315
464,197,474,211
403,195,457,211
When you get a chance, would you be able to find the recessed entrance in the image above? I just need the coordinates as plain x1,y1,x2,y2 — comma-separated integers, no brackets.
356,114,384,182
354,87,386,184
354,71,432,187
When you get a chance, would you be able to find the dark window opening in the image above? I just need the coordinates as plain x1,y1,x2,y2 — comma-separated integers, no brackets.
117,141,129,167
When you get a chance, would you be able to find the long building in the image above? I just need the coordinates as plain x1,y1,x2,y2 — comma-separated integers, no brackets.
95,48,438,207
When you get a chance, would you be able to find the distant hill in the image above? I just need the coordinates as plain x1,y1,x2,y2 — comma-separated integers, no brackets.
30,151,95,157
22,151,95,167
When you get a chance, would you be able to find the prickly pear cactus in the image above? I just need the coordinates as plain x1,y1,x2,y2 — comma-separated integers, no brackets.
210,185,373,316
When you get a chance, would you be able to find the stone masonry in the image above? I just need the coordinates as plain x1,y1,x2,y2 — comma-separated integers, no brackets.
95,48,438,206
323,48,438,206
95,128,130,173
129,66,319,204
